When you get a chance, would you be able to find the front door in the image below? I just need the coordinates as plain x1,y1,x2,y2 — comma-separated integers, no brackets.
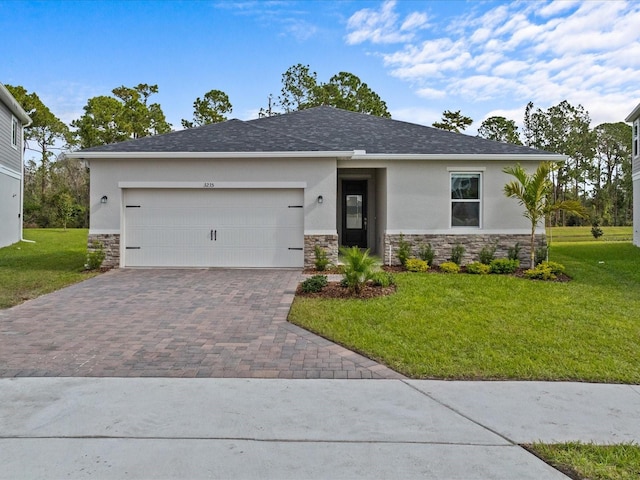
342,180,367,248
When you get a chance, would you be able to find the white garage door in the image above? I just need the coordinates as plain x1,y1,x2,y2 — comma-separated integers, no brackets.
123,188,304,268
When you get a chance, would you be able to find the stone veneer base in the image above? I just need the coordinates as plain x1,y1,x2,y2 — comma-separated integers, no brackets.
383,233,546,268
304,234,339,269
87,233,120,269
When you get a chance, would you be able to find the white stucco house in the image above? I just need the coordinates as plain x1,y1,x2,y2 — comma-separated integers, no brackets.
0,82,31,248
625,103,640,247
69,106,565,269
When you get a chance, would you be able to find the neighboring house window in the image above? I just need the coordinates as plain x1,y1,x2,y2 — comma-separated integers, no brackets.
451,173,481,227
634,120,639,158
11,116,19,149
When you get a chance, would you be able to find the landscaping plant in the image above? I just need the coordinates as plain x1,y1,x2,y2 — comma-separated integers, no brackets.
340,246,377,294
489,258,520,274
300,275,328,293
397,234,411,267
439,261,460,273
418,243,435,266
478,244,497,265
405,258,429,272
503,162,586,268
467,262,491,275
86,241,106,270
314,245,330,271
449,243,465,265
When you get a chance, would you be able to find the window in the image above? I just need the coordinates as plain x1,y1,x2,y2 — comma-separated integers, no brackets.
633,120,639,158
451,173,481,227
11,116,19,149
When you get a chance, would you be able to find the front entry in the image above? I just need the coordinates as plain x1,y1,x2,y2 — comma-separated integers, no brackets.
342,180,367,248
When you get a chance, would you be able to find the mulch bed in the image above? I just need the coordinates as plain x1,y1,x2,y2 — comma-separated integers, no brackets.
296,282,396,299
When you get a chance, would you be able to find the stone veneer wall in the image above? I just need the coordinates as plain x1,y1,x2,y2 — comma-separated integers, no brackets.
383,233,546,267
87,233,120,269
304,234,339,269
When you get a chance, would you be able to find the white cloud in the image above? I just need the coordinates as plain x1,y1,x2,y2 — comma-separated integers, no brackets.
391,106,440,126
349,0,640,126
345,0,428,45
401,11,428,31
415,87,446,99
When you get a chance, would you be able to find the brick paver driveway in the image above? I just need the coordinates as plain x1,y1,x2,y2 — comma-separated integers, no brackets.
0,269,403,379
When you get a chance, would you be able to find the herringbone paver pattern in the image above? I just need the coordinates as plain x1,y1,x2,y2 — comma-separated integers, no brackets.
0,269,403,379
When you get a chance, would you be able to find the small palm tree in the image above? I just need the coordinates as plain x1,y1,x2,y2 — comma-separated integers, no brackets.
503,162,585,267
340,246,377,294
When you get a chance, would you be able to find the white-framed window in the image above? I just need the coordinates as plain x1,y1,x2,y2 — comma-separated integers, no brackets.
11,116,19,149
633,119,639,158
451,172,481,227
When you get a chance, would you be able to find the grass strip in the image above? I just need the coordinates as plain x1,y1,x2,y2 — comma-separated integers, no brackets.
0,229,96,309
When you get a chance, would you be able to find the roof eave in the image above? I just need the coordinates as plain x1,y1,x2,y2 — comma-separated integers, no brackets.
66,150,355,160
348,153,568,162
0,83,32,125
625,102,640,123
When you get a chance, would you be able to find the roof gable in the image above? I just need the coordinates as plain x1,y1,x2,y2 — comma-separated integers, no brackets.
79,105,554,156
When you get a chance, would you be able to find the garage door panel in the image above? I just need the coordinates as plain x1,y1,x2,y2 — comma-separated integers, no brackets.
124,189,304,268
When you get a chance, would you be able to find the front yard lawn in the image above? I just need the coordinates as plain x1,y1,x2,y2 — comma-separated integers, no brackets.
527,443,640,480
0,229,96,309
288,242,640,383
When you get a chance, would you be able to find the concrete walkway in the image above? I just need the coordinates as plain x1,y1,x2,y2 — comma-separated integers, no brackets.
2,378,639,479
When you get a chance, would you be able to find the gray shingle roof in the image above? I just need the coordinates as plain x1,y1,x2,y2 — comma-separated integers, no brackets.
81,106,553,155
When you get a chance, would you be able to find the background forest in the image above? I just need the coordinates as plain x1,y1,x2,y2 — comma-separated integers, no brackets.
7,64,633,229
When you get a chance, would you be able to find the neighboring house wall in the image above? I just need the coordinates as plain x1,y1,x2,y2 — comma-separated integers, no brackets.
626,105,640,247
0,99,24,248
632,120,640,247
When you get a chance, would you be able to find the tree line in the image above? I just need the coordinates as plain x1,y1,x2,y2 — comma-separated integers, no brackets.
6,63,632,228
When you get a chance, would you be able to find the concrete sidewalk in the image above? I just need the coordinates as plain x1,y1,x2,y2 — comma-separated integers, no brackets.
1,378,639,479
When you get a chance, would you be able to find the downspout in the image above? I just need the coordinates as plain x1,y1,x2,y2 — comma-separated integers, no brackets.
20,117,34,243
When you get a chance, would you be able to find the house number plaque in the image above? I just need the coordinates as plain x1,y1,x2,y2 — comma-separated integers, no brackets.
203,182,215,188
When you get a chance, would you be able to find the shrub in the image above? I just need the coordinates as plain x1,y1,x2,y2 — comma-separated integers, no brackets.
524,264,556,281
541,261,565,275
467,262,491,275
314,245,330,271
591,221,604,239
300,275,328,293
439,262,460,274
449,243,465,265
340,246,377,294
478,244,497,265
371,271,396,287
405,258,429,272
417,243,435,266
397,234,411,267
507,242,521,261
86,241,105,270
489,258,520,274
534,246,548,266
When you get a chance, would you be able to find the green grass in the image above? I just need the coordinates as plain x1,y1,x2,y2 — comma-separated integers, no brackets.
528,443,640,480
288,242,640,383
550,226,632,243
0,229,96,309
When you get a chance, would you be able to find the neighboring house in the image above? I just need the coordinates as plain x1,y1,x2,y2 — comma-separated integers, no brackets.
625,103,640,248
0,82,31,248
69,106,565,269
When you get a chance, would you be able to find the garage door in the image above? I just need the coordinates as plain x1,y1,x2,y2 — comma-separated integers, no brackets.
123,188,304,268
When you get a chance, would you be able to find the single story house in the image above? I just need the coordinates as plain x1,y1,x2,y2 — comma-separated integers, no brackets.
70,106,565,269
0,82,31,248
625,103,640,247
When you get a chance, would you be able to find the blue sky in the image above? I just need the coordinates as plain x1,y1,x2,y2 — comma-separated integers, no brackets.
2,0,639,148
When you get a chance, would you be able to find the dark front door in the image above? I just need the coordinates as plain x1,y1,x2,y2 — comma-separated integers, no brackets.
342,180,367,248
